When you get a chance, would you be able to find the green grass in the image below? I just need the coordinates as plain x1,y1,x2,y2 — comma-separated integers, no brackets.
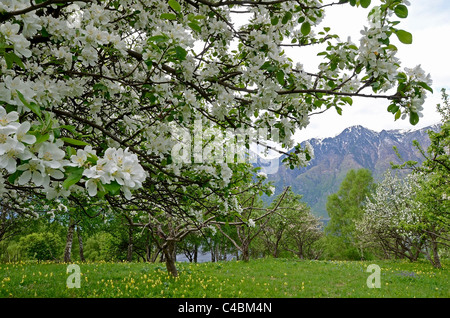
0,258,448,298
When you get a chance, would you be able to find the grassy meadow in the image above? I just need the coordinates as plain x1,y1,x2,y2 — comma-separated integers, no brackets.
0,258,448,298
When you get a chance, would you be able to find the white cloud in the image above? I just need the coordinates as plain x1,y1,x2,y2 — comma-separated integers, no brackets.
227,1,447,144
293,0,448,143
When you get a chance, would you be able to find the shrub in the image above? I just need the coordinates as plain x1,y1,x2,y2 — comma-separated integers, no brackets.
19,232,63,261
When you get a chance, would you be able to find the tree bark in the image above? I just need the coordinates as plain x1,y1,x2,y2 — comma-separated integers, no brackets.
64,216,76,263
194,243,198,263
432,240,442,269
241,242,250,262
127,226,133,262
429,230,442,269
210,243,216,263
145,232,151,262
163,241,178,277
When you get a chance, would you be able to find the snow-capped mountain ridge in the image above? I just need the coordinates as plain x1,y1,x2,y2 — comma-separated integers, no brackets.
265,123,441,218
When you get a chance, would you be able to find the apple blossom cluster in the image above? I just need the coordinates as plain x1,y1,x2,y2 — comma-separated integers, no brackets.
0,105,146,200
399,65,433,119
358,23,401,92
0,107,35,173
75,146,147,200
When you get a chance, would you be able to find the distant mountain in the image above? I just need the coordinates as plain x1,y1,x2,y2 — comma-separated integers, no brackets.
264,124,440,219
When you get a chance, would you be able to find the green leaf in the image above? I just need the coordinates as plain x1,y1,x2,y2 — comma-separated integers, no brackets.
395,29,413,44
271,16,279,26
160,13,177,20
8,170,23,184
4,52,25,70
335,106,343,115
260,61,276,72
281,11,292,24
276,70,285,86
193,15,206,20
360,0,371,9
188,22,202,33
394,109,401,121
417,81,433,93
62,167,84,190
355,64,364,74
59,124,77,134
103,181,121,196
341,96,353,105
148,35,169,43
86,153,98,165
168,0,181,12
394,4,408,18
387,104,400,114
61,137,90,146
174,46,187,60
40,27,49,38
67,146,77,158
16,90,42,118
301,22,311,36
34,132,50,144
409,112,419,125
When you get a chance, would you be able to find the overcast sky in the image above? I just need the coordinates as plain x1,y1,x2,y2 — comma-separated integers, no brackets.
292,0,450,142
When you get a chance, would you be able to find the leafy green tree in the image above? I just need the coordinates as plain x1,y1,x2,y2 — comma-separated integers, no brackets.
19,232,63,261
325,169,374,259
84,231,120,262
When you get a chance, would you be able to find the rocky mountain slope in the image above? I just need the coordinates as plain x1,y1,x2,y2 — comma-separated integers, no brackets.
265,124,440,219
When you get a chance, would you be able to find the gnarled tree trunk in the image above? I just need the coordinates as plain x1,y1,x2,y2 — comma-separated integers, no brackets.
163,240,178,277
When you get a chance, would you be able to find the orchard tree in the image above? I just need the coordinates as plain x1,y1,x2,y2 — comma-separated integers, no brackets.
262,187,323,259
390,89,450,268
282,205,323,260
393,89,449,233
0,0,432,275
356,171,425,261
215,185,289,262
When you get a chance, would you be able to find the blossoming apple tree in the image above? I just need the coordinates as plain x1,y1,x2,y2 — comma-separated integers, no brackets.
0,0,432,275
355,171,425,261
